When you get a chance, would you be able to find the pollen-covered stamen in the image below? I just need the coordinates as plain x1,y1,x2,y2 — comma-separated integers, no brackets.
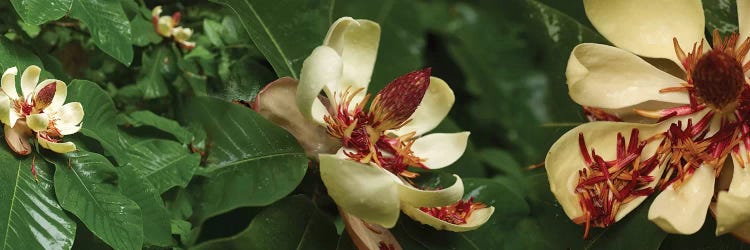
419,197,487,225
33,82,57,111
369,68,431,132
692,50,745,112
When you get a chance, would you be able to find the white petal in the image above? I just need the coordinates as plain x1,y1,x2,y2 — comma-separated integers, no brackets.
546,121,667,221
20,65,40,98
583,0,705,62
56,124,81,136
648,165,714,234
4,124,30,155
396,174,463,208
389,77,454,137
323,17,380,95
401,205,495,232
8,109,19,128
26,113,48,132
715,145,750,235
0,95,10,125
57,102,84,127
297,46,342,125
35,79,67,112
567,44,689,110
319,154,400,228
1,67,18,99
37,134,76,153
410,132,469,170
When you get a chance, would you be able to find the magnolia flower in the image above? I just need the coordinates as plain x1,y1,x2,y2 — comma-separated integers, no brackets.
151,6,195,49
546,0,750,240
253,17,493,231
0,66,82,154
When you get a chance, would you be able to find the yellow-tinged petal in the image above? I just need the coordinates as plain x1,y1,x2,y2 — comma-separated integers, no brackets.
567,44,689,111
4,123,30,155
0,95,9,125
26,113,48,132
157,16,173,37
57,102,84,128
297,46,342,125
1,67,18,99
583,0,705,62
395,174,463,208
319,153,400,228
20,65,40,98
389,77,454,137
410,132,469,170
715,145,750,235
401,205,495,232
151,5,163,17
37,133,76,153
648,165,714,234
172,27,193,42
739,0,750,56
323,17,380,98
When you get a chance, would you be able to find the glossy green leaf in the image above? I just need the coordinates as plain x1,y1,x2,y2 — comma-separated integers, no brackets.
213,56,273,103
118,166,174,247
204,19,226,47
137,46,176,99
0,37,43,71
703,0,738,36
125,111,194,144
0,152,76,249
70,0,133,65
50,150,143,250
125,139,199,194
130,15,163,47
193,195,338,249
210,0,330,78
10,0,72,25
181,97,307,223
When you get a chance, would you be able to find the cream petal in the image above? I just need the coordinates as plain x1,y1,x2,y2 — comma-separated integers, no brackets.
20,65,40,98
26,113,48,132
34,79,67,112
8,109,19,129
0,95,10,125
56,124,81,136
648,165,714,234
4,124,30,155
545,121,667,221
401,205,495,232
396,174,463,208
715,146,750,235
172,27,193,42
410,132,469,170
740,0,750,51
567,44,689,110
323,17,380,95
157,16,173,37
1,67,18,99
57,102,84,127
37,134,76,153
583,0,705,62
254,77,341,157
297,46,342,125
389,77,454,137
151,6,162,17
319,154,400,228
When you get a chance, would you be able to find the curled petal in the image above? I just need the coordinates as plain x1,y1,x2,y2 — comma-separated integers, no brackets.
57,102,84,128
648,165,714,234
389,77,454,137
20,65,40,98
319,153,400,228
4,123,30,155
297,46,342,125
567,44,689,111
395,174,463,208
583,0,705,62
26,113,48,132
401,205,495,232
37,133,76,153
410,132,469,170
1,67,18,99
323,17,380,96
151,5,162,17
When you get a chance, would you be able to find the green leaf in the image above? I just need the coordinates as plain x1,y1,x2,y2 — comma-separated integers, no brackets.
210,0,331,78
130,15,162,46
125,110,194,144
213,56,273,103
124,139,200,194
67,80,129,165
137,46,176,99
49,150,143,250
193,195,338,249
118,166,174,247
703,0,738,36
0,37,43,71
660,214,745,249
70,0,134,65
0,152,76,249
10,0,72,25
181,97,308,223
203,19,226,47
480,148,522,177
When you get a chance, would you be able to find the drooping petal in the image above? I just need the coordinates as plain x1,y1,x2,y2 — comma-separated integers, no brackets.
319,153,400,228
648,165,715,234
56,102,84,127
20,65,40,98
1,67,18,99
395,174,463,208
26,113,48,132
583,0,705,62
401,205,495,232
410,132,469,170
567,44,689,110
297,46,342,125
253,77,341,157
339,211,402,250
4,123,30,155
546,121,667,222
389,77,454,137
34,79,67,112
37,134,76,153
715,146,750,235
322,17,380,95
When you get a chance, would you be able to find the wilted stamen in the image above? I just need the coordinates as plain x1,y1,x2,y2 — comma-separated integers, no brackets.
370,68,431,131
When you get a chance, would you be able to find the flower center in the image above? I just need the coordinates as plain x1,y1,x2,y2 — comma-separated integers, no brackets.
691,50,745,112
419,197,486,225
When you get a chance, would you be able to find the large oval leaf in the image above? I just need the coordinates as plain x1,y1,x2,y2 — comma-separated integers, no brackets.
49,151,143,250
0,151,76,249
125,139,199,194
69,0,133,65
118,166,174,247
10,0,72,25
182,97,307,223
0,37,43,71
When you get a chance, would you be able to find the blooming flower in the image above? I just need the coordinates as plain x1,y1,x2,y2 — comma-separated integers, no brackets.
0,66,83,154
151,6,195,49
547,0,750,240
253,17,493,231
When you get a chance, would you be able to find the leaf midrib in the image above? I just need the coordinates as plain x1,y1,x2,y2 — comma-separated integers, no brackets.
1,162,22,249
